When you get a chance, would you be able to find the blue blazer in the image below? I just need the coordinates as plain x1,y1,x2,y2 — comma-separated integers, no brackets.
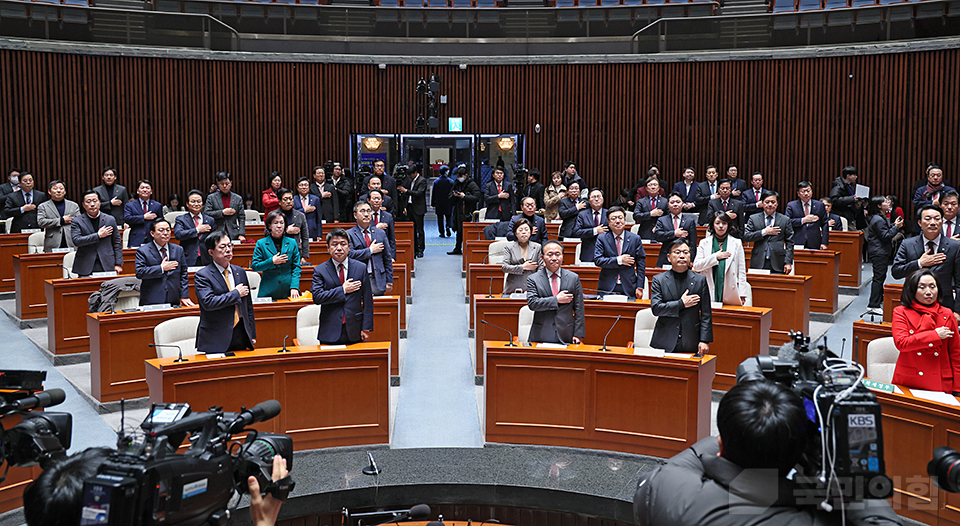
195,263,256,353
251,236,301,300
135,242,189,306
827,213,844,231
633,196,668,240
654,214,699,267
506,213,548,245
310,258,374,344
558,197,582,238
346,226,394,293
594,230,646,298
292,193,323,240
573,207,608,263
123,199,164,247
672,182,698,204
741,188,765,217
785,199,830,249
71,213,123,276
174,212,216,267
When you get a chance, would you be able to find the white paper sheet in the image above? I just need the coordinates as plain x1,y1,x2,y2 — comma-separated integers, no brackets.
855,184,870,199
910,389,960,406
536,343,568,349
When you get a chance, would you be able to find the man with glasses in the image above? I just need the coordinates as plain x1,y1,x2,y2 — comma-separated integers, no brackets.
135,220,192,307
347,202,393,297
195,231,257,354
72,189,124,277
174,190,216,267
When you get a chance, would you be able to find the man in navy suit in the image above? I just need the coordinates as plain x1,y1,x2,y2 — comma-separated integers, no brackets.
786,181,830,250
174,190,216,267
359,176,397,217
72,190,124,277
594,206,645,299
671,167,698,214
347,202,393,297
725,164,748,198
123,179,163,248
3,172,47,233
740,171,766,218
507,197,548,245
574,188,608,264
695,165,720,225
892,204,960,317
135,220,192,307
706,179,745,236
195,231,256,354
821,197,844,231
483,167,515,222
366,190,395,259
432,166,454,238
633,178,667,240
557,182,585,238
311,228,374,345
654,193,698,267
293,176,323,240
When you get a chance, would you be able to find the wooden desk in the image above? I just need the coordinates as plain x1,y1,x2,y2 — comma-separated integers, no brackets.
829,230,863,289
145,342,390,450
791,249,841,315
746,273,811,345
89,296,400,402
884,283,903,323
484,342,714,457
466,264,601,303
472,296,770,389
852,320,893,365
0,232,31,292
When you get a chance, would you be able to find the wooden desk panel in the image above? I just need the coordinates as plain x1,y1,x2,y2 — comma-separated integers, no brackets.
792,249,841,314
145,343,390,450
884,283,903,323
830,231,863,288
746,273,811,345
473,296,770,390
0,233,31,292
852,320,893,366
484,342,714,457
89,297,400,402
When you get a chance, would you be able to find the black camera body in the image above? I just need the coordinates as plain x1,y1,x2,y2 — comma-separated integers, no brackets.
0,370,71,469
80,401,294,526
736,332,892,500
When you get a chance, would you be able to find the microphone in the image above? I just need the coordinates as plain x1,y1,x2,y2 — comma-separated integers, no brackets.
600,315,622,352
480,520,501,526
362,451,381,475
581,287,617,300
56,263,73,279
279,334,290,353
0,388,66,412
482,254,490,264
225,399,282,434
486,276,495,298
480,319,517,347
149,343,188,363
344,504,431,526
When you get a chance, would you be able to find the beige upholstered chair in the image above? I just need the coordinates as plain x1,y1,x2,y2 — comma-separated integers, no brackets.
517,305,534,343
244,209,262,223
164,211,187,225
487,239,509,265
477,207,488,221
122,227,131,249
295,304,321,346
62,251,77,278
114,290,140,311
866,337,899,384
153,316,201,359
27,232,44,253
246,270,261,297
631,309,658,351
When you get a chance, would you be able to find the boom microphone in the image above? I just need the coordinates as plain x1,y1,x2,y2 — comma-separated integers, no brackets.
480,319,517,347
226,399,281,433
600,315,622,352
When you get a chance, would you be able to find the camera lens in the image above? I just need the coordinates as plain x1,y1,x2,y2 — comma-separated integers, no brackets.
928,447,960,493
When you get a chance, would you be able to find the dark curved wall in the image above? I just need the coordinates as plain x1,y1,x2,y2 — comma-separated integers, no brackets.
1,47,958,210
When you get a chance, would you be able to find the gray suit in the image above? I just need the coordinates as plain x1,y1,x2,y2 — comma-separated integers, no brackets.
650,270,713,353
743,212,794,273
37,199,80,252
71,213,123,276
203,191,245,239
502,241,542,293
526,267,585,344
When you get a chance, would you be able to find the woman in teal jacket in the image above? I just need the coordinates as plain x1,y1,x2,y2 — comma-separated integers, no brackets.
252,208,301,300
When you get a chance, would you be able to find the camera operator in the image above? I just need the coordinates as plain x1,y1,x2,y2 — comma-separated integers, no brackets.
22,449,288,526
633,380,902,526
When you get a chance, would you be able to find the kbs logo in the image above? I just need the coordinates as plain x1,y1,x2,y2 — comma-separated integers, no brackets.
848,414,876,427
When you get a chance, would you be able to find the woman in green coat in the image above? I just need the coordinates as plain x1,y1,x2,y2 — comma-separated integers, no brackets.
252,208,301,300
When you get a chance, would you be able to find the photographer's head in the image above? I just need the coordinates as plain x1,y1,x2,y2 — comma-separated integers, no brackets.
23,447,112,526
717,380,808,475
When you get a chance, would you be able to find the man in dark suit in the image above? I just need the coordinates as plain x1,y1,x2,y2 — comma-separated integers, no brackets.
671,167,698,214
358,176,397,217
195,231,256,354
725,164,748,198
311,228,374,344
363,160,398,205
432,166,454,238
558,182,585,238
203,172,246,241
654,193,698,267
366,190,396,258
0,169,20,229
695,165,720,225
135,220,192,307
3,172,47,233
123,179,163,248
92,166,129,228
294,177,323,240
526,240,585,344
175,190,216,267
331,165,354,223
483,167,515,222
786,181,830,250
71,190,124,277
740,172,766,218
573,188,608,264
309,166,339,224
594,206,645,299
650,239,712,355
447,166,481,255
829,166,863,230
706,179,745,236
347,202,394,297
398,165,428,258
892,203,960,317
743,191,795,274
507,197,548,245
37,180,80,252
521,169,545,210
633,178,667,240
821,198,844,231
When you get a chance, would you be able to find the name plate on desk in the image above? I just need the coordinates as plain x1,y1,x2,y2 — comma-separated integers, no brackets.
634,347,666,357
320,345,347,350
246,221,264,226
231,240,242,245
187,266,204,272
862,379,895,393
21,228,41,233
51,247,76,253
508,293,526,299
142,304,174,312
536,343,567,349
91,271,118,278
253,297,273,304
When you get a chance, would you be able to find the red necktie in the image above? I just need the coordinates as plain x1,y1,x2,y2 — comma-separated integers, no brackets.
615,235,622,255
364,230,372,247
338,263,346,323
723,201,728,211
651,197,655,209
160,245,167,261
804,202,810,217
194,216,202,258
142,201,147,214
374,211,379,225
594,211,599,227
756,192,761,204
673,216,680,231
551,273,559,296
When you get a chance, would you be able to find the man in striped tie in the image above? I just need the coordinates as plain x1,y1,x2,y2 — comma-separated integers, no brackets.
195,230,257,354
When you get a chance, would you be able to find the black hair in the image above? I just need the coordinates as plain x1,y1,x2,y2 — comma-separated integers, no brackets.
717,380,808,474
512,217,533,236
941,190,959,203
137,179,152,190
354,200,371,213
717,178,732,189
608,205,626,218
149,219,171,233
866,195,886,216
368,189,383,200
296,176,311,187
215,171,232,182
166,193,181,207
528,169,541,181
204,230,230,253
917,203,944,221
707,211,736,237
760,190,778,202
19,171,33,183
705,165,716,172
588,188,604,198
8,168,20,177
645,169,658,178
187,189,204,201
667,191,684,201
368,175,382,186
725,164,738,173
313,165,324,174
667,238,690,252
47,179,65,191
276,188,294,201
797,181,812,190
268,171,282,189
326,227,349,244
455,166,469,177
751,171,763,180
541,239,564,254
901,268,942,308
493,166,505,174
520,196,537,207
23,448,113,526
682,166,695,174
645,176,660,187
841,166,858,177
82,189,98,201
264,209,285,230
563,160,576,170
101,166,117,177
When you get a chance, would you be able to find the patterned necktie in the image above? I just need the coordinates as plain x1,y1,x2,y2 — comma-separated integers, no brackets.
594,211,599,227
929,240,936,255
651,197,655,210
723,200,728,211
160,245,167,262
616,235,622,255
25,192,31,205
142,201,147,214
551,272,559,296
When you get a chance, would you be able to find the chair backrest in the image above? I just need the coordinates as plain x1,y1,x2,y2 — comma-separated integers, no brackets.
487,239,509,265
630,224,641,235
866,337,898,383
477,207,488,221
244,209,262,223
164,211,187,225
27,232,44,253
632,309,657,349
246,270,262,296
742,282,753,307
624,211,635,224
574,243,595,266
153,316,201,358
114,290,140,311
296,304,321,346
518,305,534,343
840,216,849,230
3,218,10,233
122,227,131,249
62,251,76,278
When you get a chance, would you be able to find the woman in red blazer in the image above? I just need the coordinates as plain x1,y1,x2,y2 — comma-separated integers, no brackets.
891,269,960,394
261,171,283,214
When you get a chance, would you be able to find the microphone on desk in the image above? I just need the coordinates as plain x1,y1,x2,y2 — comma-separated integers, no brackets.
486,276,496,298
56,263,73,279
279,334,290,353
480,319,517,347
344,504,431,526
362,451,381,475
149,343,188,363
600,315,622,352
582,287,617,300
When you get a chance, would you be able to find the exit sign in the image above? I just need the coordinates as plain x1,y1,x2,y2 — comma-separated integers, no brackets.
448,117,463,132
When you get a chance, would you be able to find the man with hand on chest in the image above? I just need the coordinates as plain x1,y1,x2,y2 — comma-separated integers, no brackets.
135,219,192,307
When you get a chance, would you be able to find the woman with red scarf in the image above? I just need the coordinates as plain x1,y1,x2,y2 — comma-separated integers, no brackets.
891,269,960,394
